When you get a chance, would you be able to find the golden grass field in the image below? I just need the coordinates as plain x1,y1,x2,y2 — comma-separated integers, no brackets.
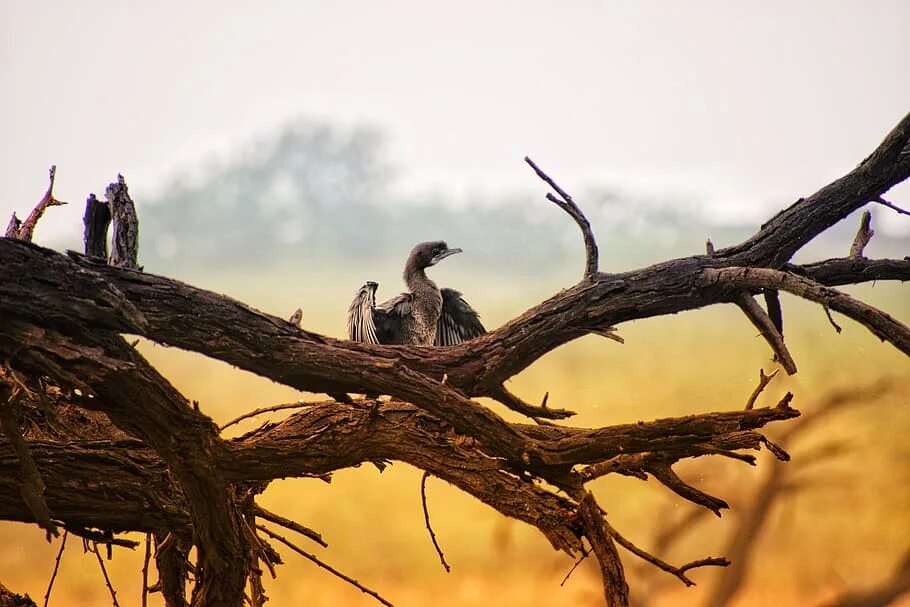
2,266,909,607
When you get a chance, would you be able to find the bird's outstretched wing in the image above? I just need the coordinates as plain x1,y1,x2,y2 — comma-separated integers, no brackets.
375,293,412,344
347,282,380,344
435,288,486,346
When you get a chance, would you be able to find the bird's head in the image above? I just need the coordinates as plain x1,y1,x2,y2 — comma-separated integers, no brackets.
408,241,463,269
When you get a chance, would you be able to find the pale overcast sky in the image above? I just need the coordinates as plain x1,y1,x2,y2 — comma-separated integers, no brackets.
2,1,908,242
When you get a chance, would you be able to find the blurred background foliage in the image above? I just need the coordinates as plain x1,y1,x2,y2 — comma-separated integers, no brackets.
2,119,909,606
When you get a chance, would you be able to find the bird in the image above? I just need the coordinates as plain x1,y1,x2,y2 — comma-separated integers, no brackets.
347,241,485,346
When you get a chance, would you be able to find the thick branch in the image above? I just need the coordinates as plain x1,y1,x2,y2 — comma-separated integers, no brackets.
790,257,910,286
0,383,57,539
579,492,628,607
720,111,910,265
156,533,191,607
0,391,799,562
702,267,910,357
0,320,248,607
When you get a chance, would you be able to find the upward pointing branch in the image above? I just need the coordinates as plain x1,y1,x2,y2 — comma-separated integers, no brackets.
524,156,600,278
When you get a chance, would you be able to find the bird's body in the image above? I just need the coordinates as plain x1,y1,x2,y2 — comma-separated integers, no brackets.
347,241,485,346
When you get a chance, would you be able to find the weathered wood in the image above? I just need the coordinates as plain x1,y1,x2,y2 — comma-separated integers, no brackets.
15,166,67,243
83,193,111,259
580,492,629,607
0,382,57,539
849,210,874,258
0,319,248,607
4,214,21,239
106,175,139,269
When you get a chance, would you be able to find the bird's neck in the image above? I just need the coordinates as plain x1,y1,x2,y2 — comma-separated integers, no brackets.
404,264,438,294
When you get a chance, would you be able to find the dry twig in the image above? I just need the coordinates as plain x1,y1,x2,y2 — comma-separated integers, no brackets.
745,368,779,410
221,402,316,431
141,533,151,607
91,542,121,607
42,531,67,607
607,521,728,587
873,195,910,217
256,525,395,607
253,504,326,548
420,472,451,573
524,156,599,278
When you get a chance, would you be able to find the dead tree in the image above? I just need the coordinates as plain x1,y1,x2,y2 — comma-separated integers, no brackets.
0,112,909,607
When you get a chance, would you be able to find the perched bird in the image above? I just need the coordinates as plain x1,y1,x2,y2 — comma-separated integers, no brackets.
347,241,485,346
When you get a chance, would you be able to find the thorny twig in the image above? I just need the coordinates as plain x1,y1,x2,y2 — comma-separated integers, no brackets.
257,524,395,607
253,504,327,548
43,531,67,607
560,550,590,587
141,533,151,607
420,472,451,573
91,542,121,607
221,402,317,431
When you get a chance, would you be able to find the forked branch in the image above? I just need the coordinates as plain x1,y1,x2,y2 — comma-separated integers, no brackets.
524,156,599,277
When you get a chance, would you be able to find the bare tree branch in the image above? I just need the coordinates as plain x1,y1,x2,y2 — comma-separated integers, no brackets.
873,195,910,217
579,492,628,607
524,156,599,278
252,504,326,548
734,293,797,374
702,267,910,356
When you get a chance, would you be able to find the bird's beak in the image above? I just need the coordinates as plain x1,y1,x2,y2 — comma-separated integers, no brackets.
432,247,462,265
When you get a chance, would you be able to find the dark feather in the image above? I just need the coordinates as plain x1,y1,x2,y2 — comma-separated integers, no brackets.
374,293,412,344
435,288,485,346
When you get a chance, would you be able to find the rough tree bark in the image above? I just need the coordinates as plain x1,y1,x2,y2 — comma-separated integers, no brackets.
0,112,909,607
